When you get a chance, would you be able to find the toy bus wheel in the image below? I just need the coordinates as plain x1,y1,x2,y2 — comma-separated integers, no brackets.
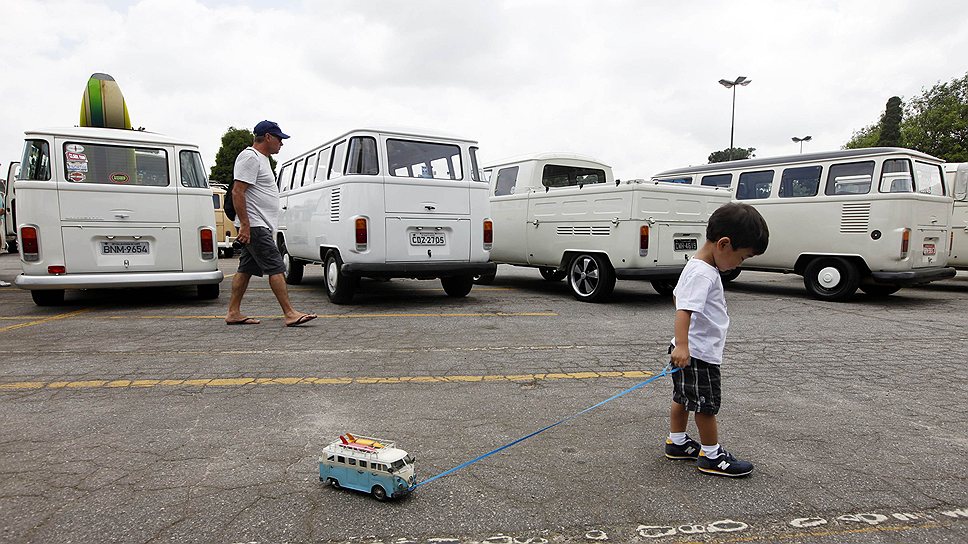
567,253,615,302
327,477,340,489
441,275,474,297
371,485,388,501
539,267,566,282
280,243,304,285
650,280,676,296
31,289,64,306
803,257,859,302
324,252,355,304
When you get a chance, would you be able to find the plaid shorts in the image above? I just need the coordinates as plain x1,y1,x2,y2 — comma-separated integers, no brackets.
669,345,722,415
238,226,286,277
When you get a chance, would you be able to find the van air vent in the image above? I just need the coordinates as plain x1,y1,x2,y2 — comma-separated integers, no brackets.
330,188,341,222
840,202,871,233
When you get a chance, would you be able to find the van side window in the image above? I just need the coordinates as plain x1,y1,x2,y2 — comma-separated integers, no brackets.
879,159,914,193
326,454,335,462
291,159,306,191
494,166,519,196
329,141,346,179
303,154,318,187
20,140,51,181
779,166,821,198
277,163,294,191
388,139,463,180
346,137,379,175
337,456,345,464
542,164,606,188
179,150,209,188
914,161,945,196
359,460,367,469
348,458,356,466
315,148,331,183
825,161,874,195
470,147,483,182
63,143,169,186
701,173,731,188
212,194,220,209
737,170,774,199
656,177,692,184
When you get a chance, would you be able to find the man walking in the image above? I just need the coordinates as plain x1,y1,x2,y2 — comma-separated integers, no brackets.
224,120,317,327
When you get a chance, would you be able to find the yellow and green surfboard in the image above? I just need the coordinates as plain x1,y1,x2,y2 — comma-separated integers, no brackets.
79,73,132,129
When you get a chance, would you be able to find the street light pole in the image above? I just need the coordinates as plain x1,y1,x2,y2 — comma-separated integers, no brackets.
719,76,752,161
792,135,812,153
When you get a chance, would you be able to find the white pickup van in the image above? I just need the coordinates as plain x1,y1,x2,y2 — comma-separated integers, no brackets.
13,127,223,305
483,153,732,301
275,127,496,304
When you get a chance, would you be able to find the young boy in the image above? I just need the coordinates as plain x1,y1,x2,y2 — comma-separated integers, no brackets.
663,202,769,477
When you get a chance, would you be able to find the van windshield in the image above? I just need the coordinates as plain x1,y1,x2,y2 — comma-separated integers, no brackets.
20,140,51,181
63,142,169,186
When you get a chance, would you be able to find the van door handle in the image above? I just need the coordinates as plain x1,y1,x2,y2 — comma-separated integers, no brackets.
282,206,288,210
530,219,540,227
425,205,436,211
114,213,129,219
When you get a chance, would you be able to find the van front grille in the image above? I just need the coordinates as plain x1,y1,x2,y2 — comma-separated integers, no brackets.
330,188,340,222
840,203,871,233
556,225,611,236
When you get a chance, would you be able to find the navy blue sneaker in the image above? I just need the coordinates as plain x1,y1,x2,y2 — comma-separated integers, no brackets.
696,447,753,477
664,435,701,460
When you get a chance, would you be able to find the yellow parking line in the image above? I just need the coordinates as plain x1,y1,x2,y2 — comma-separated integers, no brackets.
0,370,654,392
0,309,90,333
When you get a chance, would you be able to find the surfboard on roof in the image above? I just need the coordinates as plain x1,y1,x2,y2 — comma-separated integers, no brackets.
80,73,132,129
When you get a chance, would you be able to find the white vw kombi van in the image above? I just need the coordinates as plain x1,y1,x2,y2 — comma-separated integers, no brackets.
275,127,495,304
13,127,223,305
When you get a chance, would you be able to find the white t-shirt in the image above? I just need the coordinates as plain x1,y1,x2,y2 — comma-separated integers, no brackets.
233,147,279,231
670,258,729,365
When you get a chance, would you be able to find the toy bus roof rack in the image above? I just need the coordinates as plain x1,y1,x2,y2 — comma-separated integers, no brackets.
333,433,396,453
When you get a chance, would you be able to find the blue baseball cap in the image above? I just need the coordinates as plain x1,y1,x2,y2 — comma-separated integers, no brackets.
253,120,290,139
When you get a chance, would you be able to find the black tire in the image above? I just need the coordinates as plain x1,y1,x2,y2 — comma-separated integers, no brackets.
223,247,234,258
473,271,496,285
327,477,340,489
650,280,676,296
567,253,615,302
31,289,65,306
196,283,219,300
7,239,18,253
720,269,741,283
324,252,355,304
371,485,388,501
803,257,860,301
441,275,474,297
539,267,566,282
859,284,902,297
280,243,303,285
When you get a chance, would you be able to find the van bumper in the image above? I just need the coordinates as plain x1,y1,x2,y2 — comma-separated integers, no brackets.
342,262,497,279
870,267,956,285
614,266,685,280
14,270,224,290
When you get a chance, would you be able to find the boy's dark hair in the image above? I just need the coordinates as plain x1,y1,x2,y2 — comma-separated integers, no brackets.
706,202,769,255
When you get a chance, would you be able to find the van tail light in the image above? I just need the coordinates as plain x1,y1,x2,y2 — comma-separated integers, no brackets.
21,226,39,262
483,219,493,250
200,229,215,260
639,225,650,257
900,228,910,258
355,217,368,251
48,265,66,275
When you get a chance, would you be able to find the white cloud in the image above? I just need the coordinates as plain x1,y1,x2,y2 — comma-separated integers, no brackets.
2,0,967,181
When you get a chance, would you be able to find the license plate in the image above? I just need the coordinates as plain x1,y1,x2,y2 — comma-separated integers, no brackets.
674,238,698,251
101,241,149,255
410,232,446,246
923,244,936,256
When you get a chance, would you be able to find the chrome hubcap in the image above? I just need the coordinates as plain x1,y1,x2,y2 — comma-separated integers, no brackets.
571,257,600,295
817,266,842,289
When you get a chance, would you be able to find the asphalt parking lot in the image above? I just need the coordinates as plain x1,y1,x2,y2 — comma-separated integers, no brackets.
0,251,966,544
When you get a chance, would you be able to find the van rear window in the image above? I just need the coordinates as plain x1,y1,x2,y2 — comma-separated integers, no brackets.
388,139,463,180
63,143,169,186
21,140,51,181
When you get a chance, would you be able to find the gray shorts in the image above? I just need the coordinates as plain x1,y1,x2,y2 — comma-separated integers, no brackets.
237,227,286,277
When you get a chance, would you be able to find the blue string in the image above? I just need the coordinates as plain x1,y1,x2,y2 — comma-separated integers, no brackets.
410,365,678,491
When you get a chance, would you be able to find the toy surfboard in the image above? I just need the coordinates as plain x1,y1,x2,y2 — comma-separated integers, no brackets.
80,73,131,129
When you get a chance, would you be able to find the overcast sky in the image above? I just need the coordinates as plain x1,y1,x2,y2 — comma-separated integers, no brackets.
3,0,967,180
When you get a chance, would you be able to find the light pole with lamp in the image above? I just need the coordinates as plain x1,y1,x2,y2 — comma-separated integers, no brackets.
792,135,812,153
718,76,752,160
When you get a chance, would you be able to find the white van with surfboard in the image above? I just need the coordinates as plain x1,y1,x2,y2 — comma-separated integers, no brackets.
12,73,222,305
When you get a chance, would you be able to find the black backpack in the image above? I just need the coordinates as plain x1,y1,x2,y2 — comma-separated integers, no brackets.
223,179,236,221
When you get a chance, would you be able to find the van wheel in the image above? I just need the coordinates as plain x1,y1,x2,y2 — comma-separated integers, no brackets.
803,257,859,301
473,271,496,285
31,289,64,306
860,284,902,297
650,280,676,296
223,247,234,258
7,239,17,253
441,275,474,297
327,477,340,489
720,269,741,283
281,245,304,285
539,267,566,282
324,252,355,304
567,253,615,302
197,283,219,300
371,485,388,501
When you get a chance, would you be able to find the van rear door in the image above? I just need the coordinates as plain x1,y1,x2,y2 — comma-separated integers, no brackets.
909,161,951,268
56,140,183,273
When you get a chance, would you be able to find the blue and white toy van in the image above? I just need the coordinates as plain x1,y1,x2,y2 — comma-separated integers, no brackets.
319,433,415,500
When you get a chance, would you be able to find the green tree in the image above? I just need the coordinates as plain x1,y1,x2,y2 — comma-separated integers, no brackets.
902,73,968,162
844,123,880,149
877,96,903,147
209,127,277,184
708,147,756,163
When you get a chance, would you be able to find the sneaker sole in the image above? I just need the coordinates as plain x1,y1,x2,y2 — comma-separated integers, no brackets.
665,453,699,460
697,466,753,477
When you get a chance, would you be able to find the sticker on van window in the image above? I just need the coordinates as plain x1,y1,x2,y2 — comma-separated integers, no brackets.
66,151,87,162
66,161,88,172
66,144,85,153
110,172,130,184
68,171,86,182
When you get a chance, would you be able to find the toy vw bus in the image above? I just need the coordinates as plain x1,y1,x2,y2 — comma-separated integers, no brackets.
319,433,415,500
13,127,223,305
